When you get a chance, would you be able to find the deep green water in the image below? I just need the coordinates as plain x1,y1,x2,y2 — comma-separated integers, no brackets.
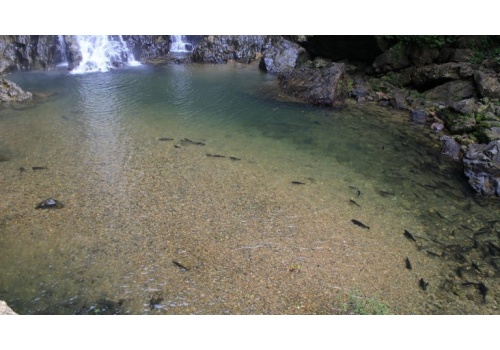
0,62,498,314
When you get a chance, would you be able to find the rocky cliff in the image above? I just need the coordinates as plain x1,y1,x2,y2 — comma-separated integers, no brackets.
0,35,173,73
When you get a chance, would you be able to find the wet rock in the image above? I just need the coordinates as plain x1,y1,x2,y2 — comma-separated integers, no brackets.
474,71,500,99
0,35,60,73
188,35,276,64
258,38,308,73
440,135,462,160
0,78,32,102
122,35,171,61
431,123,445,132
389,90,408,110
278,62,349,107
463,140,500,196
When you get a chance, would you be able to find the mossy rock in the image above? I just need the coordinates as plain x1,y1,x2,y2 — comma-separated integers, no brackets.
438,108,477,134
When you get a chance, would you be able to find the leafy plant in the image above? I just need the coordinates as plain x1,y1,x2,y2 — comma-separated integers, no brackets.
340,289,390,315
382,35,456,49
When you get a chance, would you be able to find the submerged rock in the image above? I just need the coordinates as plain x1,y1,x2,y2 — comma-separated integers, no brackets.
463,140,500,196
35,198,64,209
0,300,17,315
0,78,32,102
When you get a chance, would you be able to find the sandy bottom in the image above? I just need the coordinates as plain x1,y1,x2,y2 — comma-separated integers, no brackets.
0,67,498,315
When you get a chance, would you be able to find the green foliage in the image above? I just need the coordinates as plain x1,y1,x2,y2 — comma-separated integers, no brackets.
340,289,390,315
383,35,456,49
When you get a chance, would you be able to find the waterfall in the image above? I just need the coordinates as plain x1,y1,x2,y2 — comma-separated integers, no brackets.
57,35,68,67
71,35,140,74
170,35,193,52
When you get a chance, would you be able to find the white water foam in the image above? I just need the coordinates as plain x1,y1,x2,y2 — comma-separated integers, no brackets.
170,35,192,52
71,35,140,74
57,35,69,67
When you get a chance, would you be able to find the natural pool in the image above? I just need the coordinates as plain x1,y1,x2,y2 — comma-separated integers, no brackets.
0,61,498,314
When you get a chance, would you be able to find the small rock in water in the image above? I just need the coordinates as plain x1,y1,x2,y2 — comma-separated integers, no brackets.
35,198,64,209
149,292,164,310
431,122,444,132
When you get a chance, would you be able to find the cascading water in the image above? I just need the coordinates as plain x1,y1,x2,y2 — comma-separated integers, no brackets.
57,35,68,67
170,35,193,52
71,35,140,74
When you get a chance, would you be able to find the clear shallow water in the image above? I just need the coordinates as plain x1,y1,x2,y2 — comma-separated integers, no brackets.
0,62,498,314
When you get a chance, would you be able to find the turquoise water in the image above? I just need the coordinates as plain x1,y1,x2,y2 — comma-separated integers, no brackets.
0,62,498,314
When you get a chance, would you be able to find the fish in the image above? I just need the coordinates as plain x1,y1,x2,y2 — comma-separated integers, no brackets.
174,145,181,148
378,190,395,197
456,267,463,278
405,258,412,270
351,219,369,230
313,121,322,125
181,138,205,146
471,262,482,273
404,230,416,242
32,166,48,170
419,278,429,291
463,281,488,303
292,181,305,185
172,260,189,271
158,137,173,141
349,199,360,207
478,282,488,303
229,157,241,161
206,154,225,158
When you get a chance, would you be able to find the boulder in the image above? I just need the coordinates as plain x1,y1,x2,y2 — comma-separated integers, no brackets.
372,42,411,73
0,78,32,102
463,140,500,196
438,48,475,63
406,45,440,67
451,98,480,115
278,62,349,107
259,38,309,73
474,71,500,99
437,108,477,134
410,62,474,90
425,80,476,106
390,90,408,110
440,135,462,160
